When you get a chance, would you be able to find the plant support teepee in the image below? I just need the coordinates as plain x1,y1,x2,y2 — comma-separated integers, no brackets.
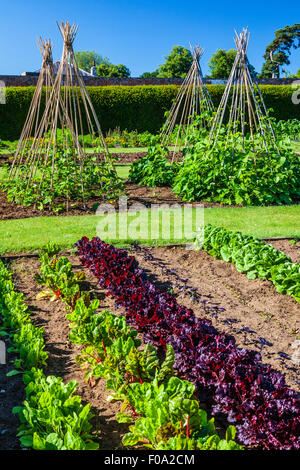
10,37,56,179
160,44,214,161
8,21,122,211
208,27,279,154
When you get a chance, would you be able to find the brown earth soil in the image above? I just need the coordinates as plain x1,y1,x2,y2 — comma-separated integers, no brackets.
0,181,239,220
1,244,299,449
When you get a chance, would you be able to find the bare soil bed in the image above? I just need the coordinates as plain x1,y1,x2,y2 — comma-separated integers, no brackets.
1,244,299,449
0,181,237,220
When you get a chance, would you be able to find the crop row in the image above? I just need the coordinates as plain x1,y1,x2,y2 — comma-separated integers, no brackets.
196,225,300,302
36,245,242,450
75,236,300,451
0,257,99,450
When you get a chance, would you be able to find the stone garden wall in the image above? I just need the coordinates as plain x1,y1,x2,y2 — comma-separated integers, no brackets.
0,74,296,87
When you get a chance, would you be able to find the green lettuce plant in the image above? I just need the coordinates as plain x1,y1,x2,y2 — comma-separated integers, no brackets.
196,224,300,302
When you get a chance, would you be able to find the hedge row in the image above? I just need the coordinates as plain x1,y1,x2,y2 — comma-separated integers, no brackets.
0,85,299,141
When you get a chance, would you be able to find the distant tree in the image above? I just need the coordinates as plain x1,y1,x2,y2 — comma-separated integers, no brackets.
74,51,109,72
259,24,300,78
97,62,130,78
208,48,257,79
208,49,237,79
139,71,159,78
285,68,300,79
259,58,280,79
156,46,193,78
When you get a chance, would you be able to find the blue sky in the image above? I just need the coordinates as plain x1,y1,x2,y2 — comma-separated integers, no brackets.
0,0,299,77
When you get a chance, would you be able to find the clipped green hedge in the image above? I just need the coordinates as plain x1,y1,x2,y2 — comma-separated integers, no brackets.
0,85,299,141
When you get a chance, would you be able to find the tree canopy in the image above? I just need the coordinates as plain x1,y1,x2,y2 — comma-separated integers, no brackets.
259,24,300,78
97,63,131,78
74,50,109,72
207,49,237,79
74,50,130,77
207,48,257,79
156,46,193,78
139,71,159,78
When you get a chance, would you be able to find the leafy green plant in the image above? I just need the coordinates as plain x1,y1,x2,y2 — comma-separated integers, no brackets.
120,377,242,450
270,262,300,301
272,118,300,141
0,264,48,371
35,249,86,310
67,302,140,349
13,368,98,450
38,249,243,451
105,127,156,148
196,224,300,302
129,141,180,187
173,130,300,205
0,258,99,450
1,145,123,211
76,329,175,400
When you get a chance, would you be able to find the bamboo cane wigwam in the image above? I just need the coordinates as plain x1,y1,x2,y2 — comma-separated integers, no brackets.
208,27,279,155
9,37,56,180
160,45,214,162
9,21,121,210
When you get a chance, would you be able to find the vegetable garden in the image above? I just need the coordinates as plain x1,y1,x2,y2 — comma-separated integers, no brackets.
0,21,299,453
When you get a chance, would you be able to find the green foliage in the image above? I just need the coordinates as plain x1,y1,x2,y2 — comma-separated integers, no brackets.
35,248,88,310
121,378,243,450
157,46,193,78
0,86,298,141
208,49,256,79
67,302,141,349
0,259,99,450
208,49,238,79
139,71,160,78
74,50,109,72
0,138,16,151
258,87,300,121
97,63,130,78
35,248,242,451
0,262,48,370
105,127,155,148
270,263,300,301
75,319,175,400
260,24,300,78
173,132,300,206
196,224,300,302
129,142,180,187
13,368,99,450
1,145,123,211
